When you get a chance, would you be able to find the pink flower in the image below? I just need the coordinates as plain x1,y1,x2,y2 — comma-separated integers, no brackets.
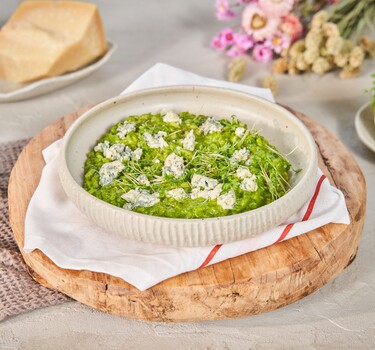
210,28,235,50
265,32,291,53
211,34,225,50
221,28,235,44
233,32,254,51
258,0,295,18
241,3,280,41
226,45,246,57
215,0,236,20
280,13,303,42
225,33,254,57
252,43,273,62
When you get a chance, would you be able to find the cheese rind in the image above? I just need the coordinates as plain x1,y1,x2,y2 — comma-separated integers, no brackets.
0,1,108,83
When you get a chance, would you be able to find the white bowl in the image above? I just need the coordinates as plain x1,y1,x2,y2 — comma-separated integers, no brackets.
0,42,116,102
355,102,375,152
59,86,318,247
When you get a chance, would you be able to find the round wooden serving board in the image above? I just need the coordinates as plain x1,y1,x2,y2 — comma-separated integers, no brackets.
8,106,366,322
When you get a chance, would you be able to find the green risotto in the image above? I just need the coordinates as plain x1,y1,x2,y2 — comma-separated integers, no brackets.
83,110,292,219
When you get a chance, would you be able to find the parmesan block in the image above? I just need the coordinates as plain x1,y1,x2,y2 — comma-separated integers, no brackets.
0,1,107,83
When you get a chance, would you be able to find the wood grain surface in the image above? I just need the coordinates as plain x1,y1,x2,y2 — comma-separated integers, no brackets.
8,106,366,322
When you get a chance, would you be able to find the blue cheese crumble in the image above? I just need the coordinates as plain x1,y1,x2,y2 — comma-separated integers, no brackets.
132,148,143,161
98,160,125,186
199,116,224,135
167,188,188,201
182,130,196,151
217,190,236,210
162,153,185,179
161,109,182,124
236,166,252,179
190,174,223,200
143,131,168,149
231,148,251,162
191,174,218,190
191,184,223,200
121,189,160,210
94,140,110,155
95,142,142,162
240,176,258,192
117,122,136,138
235,127,246,138
236,166,258,192
137,174,150,186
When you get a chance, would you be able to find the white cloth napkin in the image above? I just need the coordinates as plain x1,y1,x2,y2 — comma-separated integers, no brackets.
24,63,350,291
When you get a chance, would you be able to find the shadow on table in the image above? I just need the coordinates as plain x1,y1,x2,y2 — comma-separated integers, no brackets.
317,97,375,163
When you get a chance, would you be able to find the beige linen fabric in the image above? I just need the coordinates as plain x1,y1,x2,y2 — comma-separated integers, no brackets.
0,140,69,321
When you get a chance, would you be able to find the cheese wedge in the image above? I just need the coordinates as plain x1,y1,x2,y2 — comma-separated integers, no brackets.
0,1,108,83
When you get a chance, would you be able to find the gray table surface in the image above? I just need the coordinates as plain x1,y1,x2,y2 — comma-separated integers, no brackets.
1,1,374,349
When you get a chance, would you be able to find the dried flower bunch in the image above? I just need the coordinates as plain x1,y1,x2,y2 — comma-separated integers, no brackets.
271,11,374,79
327,0,375,40
212,0,374,82
211,0,303,62
297,0,339,19
261,74,279,95
227,57,248,82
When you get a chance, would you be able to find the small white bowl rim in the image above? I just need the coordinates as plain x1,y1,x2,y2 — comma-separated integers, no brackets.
355,102,375,152
60,85,317,224
0,42,117,101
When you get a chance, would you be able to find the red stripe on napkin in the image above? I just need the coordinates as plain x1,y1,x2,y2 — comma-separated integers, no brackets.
275,223,294,243
199,174,327,268
199,244,223,268
302,174,327,221
275,174,327,243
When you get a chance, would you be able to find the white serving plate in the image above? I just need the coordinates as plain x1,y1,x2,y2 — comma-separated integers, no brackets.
355,102,375,153
0,42,116,103
59,86,318,247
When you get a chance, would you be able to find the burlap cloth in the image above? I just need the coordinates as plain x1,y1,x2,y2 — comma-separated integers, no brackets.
0,140,70,322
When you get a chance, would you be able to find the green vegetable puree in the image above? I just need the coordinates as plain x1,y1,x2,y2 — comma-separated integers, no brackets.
83,111,292,219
